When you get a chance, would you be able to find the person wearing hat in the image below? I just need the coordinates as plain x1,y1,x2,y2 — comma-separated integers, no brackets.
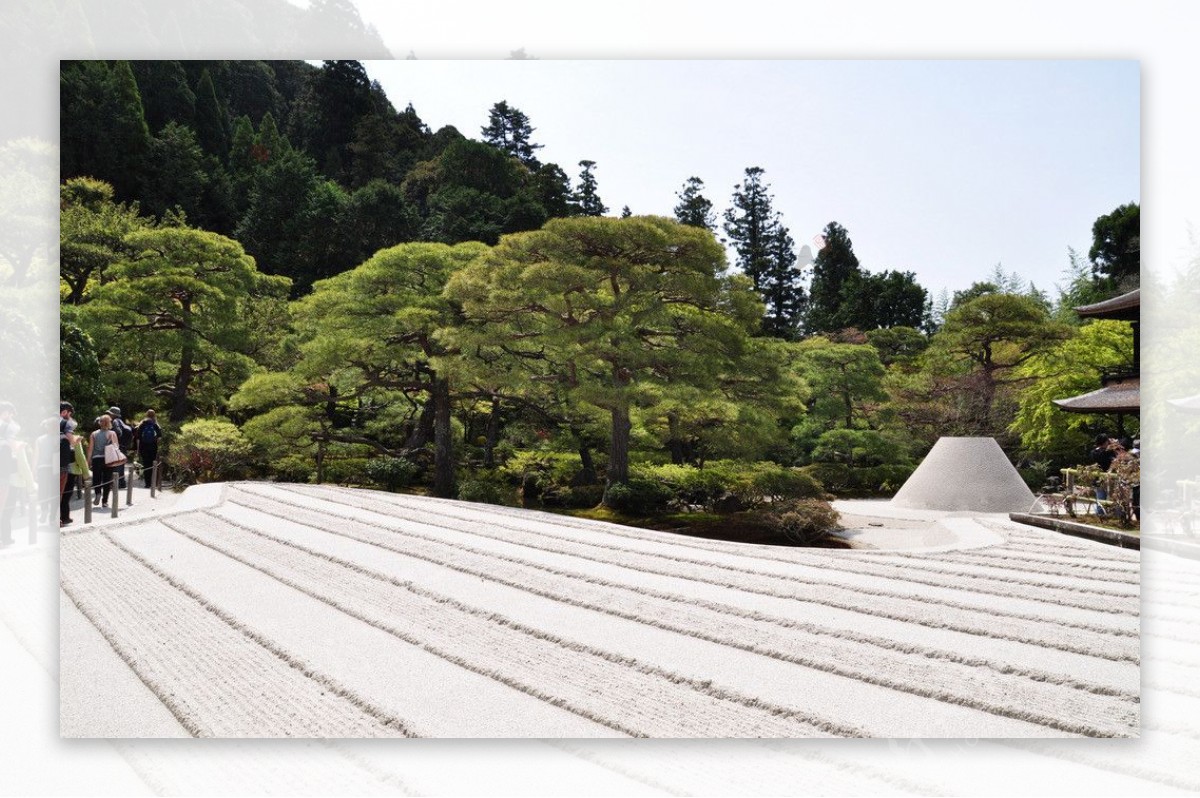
107,406,133,491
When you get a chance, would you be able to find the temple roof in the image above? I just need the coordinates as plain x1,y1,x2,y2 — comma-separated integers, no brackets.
1074,288,1140,321
1053,377,1140,414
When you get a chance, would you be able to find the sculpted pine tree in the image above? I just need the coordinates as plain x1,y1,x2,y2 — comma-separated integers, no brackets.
80,226,291,422
445,216,762,503
283,242,487,495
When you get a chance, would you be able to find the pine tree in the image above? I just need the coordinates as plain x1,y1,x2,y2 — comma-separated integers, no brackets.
723,167,805,338
481,100,543,168
674,176,716,231
572,160,607,216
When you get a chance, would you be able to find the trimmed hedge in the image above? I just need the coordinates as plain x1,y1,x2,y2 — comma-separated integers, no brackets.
799,462,914,497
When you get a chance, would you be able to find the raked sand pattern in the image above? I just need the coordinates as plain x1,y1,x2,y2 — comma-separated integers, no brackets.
59,481,1140,739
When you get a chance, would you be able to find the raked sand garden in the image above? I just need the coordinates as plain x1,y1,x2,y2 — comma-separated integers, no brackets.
59,481,1139,739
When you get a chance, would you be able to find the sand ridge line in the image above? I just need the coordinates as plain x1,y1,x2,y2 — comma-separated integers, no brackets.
207,502,1138,735
922,549,1140,583
238,488,1140,656
218,496,1138,703
158,513,863,738
60,531,413,738
270,484,1139,617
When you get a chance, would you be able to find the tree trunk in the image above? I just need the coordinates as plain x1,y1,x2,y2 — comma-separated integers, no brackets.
403,398,436,450
170,300,194,423
667,412,685,465
432,377,454,498
482,395,501,468
605,404,631,493
573,429,597,485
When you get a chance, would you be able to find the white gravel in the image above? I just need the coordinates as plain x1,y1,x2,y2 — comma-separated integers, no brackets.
59,480,1140,738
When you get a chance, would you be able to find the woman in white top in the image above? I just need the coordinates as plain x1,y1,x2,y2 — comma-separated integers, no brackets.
86,415,118,507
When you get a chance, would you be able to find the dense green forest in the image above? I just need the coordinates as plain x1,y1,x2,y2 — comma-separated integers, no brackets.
59,59,1139,533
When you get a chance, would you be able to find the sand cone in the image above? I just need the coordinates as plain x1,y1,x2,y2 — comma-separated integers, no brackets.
892,437,1035,512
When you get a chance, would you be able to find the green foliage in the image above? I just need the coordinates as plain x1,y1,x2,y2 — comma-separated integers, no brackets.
79,225,291,422
1010,320,1136,459
800,462,915,497
602,478,674,516
571,160,607,216
363,456,421,491
631,460,825,512
674,176,716,231
168,418,255,484
865,326,928,367
811,428,906,466
446,215,763,499
456,471,515,505
1089,202,1139,289
59,176,148,304
723,167,804,338
481,100,542,168
806,221,860,334
60,317,104,417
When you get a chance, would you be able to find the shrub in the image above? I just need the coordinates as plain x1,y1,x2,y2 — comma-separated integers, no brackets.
364,456,421,491
603,478,673,516
756,498,842,546
800,462,914,497
320,457,371,485
168,418,255,485
457,471,514,506
271,454,314,484
500,449,601,506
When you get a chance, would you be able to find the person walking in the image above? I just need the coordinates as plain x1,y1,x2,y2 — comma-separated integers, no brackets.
134,409,162,488
87,415,119,508
108,406,133,490
58,417,80,526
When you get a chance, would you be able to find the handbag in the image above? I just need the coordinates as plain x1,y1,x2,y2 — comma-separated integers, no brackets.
104,432,127,466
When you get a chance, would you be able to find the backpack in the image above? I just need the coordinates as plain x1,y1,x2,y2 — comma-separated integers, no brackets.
139,422,159,446
114,418,133,450
60,433,72,468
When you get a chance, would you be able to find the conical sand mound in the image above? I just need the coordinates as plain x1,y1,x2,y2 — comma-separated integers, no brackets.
892,437,1035,512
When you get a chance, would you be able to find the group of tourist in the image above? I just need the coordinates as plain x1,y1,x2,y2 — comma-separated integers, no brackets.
57,402,163,528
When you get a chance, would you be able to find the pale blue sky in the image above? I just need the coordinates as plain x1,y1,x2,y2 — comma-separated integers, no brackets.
362,59,1138,301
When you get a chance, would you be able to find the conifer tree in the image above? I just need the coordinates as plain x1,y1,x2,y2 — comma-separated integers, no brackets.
806,220,862,334
481,100,543,168
193,68,229,159
572,160,607,216
723,167,804,338
674,176,716,231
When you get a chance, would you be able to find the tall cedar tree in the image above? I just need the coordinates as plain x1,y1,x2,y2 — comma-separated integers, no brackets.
723,167,805,338
193,69,229,160
674,176,716,231
481,101,543,168
806,221,861,334
572,160,607,216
